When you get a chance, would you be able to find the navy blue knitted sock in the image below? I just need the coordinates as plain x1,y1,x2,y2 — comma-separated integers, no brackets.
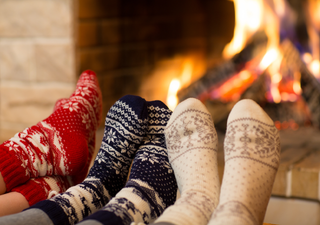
78,100,178,225
27,95,149,225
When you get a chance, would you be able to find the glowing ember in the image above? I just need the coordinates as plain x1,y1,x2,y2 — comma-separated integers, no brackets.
210,70,256,102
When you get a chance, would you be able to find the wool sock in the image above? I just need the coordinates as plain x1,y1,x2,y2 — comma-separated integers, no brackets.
0,70,102,191
78,100,177,225
151,98,220,225
11,175,72,206
208,99,280,225
20,95,149,225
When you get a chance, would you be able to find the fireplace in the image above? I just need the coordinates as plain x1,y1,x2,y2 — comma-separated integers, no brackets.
1,0,320,224
0,0,236,142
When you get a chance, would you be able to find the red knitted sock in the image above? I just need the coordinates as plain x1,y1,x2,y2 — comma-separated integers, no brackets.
0,70,102,191
12,175,72,206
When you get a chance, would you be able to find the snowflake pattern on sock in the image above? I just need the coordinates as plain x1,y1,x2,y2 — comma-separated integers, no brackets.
79,100,177,225
208,99,281,225
28,95,149,225
0,70,102,191
154,98,220,225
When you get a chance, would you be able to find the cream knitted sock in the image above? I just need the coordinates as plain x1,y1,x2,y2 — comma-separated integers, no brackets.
153,98,220,225
208,99,280,225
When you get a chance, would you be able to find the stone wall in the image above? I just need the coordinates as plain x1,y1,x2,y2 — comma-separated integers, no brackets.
0,0,76,143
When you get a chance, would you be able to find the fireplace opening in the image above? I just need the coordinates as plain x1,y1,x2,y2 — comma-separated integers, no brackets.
75,0,235,117
76,0,319,133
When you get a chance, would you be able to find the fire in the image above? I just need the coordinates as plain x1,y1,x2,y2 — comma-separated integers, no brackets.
223,0,311,104
167,79,181,110
166,60,194,110
223,0,263,59
310,60,320,78
259,48,280,71
210,70,256,102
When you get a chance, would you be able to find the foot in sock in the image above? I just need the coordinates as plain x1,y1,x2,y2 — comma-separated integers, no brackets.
151,98,220,225
0,70,103,191
208,99,280,225
12,95,149,225
77,100,177,225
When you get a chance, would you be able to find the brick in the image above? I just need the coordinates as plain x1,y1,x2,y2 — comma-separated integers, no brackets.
121,18,156,42
118,44,150,68
100,19,121,44
78,47,119,72
0,42,35,81
0,82,74,126
77,21,99,47
35,43,75,82
272,147,313,196
0,0,73,37
78,0,119,19
291,150,320,200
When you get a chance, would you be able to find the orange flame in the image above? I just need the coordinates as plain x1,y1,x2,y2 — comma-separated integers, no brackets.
223,0,264,59
167,79,181,110
166,60,194,110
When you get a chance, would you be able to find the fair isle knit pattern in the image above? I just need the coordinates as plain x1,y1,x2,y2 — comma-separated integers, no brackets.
154,98,220,225
28,95,149,225
79,100,177,225
208,99,280,225
0,70,102,191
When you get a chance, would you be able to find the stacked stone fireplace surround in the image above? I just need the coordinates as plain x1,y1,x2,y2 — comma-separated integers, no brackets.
0,0,234,142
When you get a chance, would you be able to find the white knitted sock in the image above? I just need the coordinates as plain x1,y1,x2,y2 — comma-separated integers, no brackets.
208,99,281,225
154,98,220,225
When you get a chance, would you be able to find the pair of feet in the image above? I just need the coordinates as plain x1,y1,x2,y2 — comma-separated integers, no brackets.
25,95,278,225
154,98,280,225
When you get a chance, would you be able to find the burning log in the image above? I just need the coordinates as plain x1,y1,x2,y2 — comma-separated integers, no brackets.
240,73,267,103
281,40,320,128
177,32,268,101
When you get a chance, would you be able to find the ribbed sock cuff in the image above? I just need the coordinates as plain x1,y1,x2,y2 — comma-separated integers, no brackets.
28,200,69,225
0,145,29,191
82,210,124,225
12,180,47,206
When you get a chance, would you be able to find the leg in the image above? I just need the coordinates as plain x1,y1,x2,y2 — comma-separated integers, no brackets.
0,173,6,194
153,98,220,225
0,70,102,192
78,100,177,225
208,99,280,225
0,192,29,217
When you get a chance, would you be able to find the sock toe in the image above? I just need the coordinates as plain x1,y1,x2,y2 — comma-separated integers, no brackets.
168,98,209,122
227,99,274,125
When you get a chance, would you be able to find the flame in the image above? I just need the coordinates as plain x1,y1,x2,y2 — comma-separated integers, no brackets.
293,80,301,95
167,79,180,110
222,0,263,59
310,60,320,78
259,48,280,71
166,60,194,110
